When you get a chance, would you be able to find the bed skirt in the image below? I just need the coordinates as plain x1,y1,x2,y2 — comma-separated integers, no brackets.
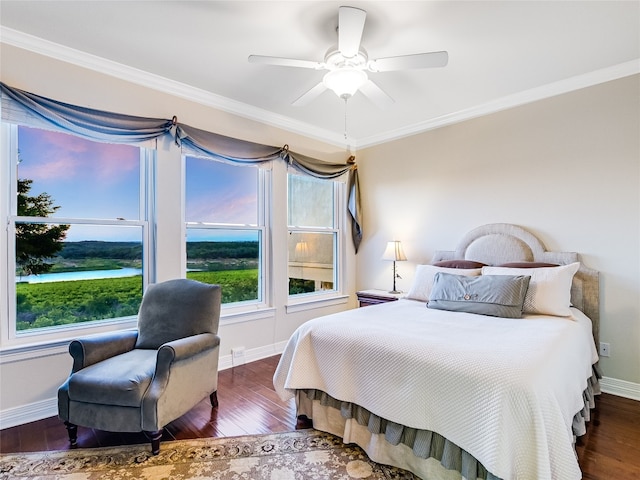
296,366,601,480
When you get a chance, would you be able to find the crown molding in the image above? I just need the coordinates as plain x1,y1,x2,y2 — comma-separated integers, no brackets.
2,27,638,151
0,27,346,148
357,59,640,149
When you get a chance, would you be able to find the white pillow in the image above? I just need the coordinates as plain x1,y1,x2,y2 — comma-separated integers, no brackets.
481,262,580,316
406,265,482,302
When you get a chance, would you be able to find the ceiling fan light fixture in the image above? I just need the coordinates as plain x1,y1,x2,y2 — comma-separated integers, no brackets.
249,6,449,109
323,68,368,99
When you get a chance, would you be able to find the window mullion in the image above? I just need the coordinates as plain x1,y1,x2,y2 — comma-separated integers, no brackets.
144,148,155,285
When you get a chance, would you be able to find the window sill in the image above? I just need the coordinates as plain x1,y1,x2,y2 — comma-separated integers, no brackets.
0,306,279,362
285,293,350,314
0,298,343,365
0,338,71,364
220,306,276,325
0,317,139,363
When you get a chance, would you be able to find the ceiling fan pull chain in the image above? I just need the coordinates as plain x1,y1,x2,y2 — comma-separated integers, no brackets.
344,98,348,140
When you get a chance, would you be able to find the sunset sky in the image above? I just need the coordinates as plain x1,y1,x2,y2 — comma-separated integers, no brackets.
17,126,258,242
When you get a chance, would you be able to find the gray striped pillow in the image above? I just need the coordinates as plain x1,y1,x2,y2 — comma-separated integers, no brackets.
428,272,531,318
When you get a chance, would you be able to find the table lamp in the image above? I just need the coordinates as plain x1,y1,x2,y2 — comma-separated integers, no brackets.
382,240,407,294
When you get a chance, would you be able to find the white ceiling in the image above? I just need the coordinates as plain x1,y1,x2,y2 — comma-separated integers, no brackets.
1,1,639,148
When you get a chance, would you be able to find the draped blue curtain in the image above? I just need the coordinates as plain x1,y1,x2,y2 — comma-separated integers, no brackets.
0,82,174,143
175,123,362,251
175,123,285,163
1,82,362,251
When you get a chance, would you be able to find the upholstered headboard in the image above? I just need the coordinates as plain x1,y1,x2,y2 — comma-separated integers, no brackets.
431,223,600,345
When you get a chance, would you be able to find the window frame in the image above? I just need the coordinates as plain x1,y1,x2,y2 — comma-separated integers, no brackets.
286,170,347,305
0,122,155,347
182,153,272,313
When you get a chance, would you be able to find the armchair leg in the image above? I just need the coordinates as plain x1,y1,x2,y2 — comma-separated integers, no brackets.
64,421,78,448
144,429,163,455
210,390,219,408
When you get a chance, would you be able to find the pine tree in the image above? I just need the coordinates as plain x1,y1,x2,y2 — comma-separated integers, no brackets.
16,178,69,276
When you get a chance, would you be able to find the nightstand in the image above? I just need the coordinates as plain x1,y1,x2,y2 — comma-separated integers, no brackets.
356,289,404,307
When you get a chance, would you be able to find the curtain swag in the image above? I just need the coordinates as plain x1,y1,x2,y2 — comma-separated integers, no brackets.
1,82,362,251
0,82,174,143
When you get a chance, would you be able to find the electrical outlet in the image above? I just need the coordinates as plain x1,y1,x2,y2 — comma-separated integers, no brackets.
232,347,245,358
231,347,246,366
599,342,610,357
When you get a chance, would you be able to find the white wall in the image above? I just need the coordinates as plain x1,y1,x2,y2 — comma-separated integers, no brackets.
0,44,358,427
357,75,640,391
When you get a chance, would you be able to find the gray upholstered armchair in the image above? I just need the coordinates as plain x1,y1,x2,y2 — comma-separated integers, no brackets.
57,278,221,455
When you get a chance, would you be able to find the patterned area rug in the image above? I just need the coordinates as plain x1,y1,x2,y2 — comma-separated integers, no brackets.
0,429,418,479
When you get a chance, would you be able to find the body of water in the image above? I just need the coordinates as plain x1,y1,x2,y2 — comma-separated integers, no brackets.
16,268,142,284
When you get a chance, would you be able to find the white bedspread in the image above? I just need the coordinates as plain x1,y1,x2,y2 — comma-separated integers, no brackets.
273,299,598,480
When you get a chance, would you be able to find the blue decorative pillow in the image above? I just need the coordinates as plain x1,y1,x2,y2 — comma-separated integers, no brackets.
427,272,531,318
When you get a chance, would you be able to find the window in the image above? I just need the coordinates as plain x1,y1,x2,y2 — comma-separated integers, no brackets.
3,124,153,337
184,156,267,306
287,173,342,296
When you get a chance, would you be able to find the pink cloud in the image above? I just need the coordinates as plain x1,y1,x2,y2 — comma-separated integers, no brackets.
19,128,139,183
188,190,257,224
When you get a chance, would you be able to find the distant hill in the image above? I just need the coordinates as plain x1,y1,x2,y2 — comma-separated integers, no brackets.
187,241,258,259
60,241,141,260
59,240,259,260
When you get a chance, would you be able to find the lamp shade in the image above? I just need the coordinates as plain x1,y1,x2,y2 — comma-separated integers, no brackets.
294,241,309,260
323,68,368,98
382,241,407,262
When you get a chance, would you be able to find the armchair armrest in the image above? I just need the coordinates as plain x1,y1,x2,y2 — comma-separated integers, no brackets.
69,329,138,372
156,333,220,367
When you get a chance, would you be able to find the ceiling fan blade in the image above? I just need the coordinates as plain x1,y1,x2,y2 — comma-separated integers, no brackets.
248,55,323,69
369,51,449,72
338,6,366,58
292,82,328,106
359,79,394,110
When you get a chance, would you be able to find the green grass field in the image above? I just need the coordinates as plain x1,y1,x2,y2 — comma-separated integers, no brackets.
16,270,258,331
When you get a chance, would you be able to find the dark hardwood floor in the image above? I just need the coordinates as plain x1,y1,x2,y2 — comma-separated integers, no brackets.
1,355,639,479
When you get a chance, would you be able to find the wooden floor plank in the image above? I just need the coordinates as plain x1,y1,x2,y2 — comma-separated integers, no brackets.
1,355,638,480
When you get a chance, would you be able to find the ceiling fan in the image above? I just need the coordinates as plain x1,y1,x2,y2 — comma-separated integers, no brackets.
248,6,448,109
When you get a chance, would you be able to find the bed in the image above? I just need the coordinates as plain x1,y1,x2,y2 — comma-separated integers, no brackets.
273,223,600,480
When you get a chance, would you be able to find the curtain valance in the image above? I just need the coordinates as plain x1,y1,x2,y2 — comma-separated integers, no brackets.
1,82,362,251
176,122,362,251
175,123,286,163
0,82,174,144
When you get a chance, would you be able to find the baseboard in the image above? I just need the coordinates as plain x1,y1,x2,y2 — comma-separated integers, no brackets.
0,396,58,430
0,341,289,430
2,349,636,430
600,376,640,401
218,341,288,370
